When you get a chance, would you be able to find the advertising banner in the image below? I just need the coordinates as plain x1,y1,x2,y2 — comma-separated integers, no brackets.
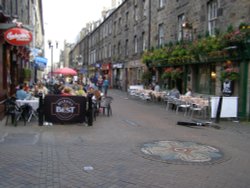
44,95,86,124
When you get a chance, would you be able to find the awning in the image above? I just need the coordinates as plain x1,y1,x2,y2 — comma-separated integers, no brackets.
34,56,47,71
79,68,87,74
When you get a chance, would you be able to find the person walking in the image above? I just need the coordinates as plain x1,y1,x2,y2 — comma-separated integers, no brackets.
102,76,109,97
97,76,103,91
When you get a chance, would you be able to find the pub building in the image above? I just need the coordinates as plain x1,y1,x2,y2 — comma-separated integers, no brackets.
0,17,34,119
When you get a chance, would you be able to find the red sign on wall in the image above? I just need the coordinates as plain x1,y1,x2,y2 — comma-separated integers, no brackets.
4,27,32,46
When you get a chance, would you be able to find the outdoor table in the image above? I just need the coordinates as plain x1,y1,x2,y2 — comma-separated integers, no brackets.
16,98,39,122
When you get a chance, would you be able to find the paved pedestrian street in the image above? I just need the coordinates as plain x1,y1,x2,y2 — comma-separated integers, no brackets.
1,90,250,188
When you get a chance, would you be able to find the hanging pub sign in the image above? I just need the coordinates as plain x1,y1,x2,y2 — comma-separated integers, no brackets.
4,27,32,46
222,79,233,96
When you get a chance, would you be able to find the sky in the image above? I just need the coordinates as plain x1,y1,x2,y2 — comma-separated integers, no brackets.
43,0,111,64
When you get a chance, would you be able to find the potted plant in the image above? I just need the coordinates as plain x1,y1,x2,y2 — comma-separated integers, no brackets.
161,67,174,80
141,71,152,85
171,67,183,80
22,68,32,81
220,67,239,81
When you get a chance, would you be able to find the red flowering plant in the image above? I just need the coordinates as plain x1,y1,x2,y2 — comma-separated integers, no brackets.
171,67,183,80
220,66,239,81
224,29,249,44
223,24,250,49
161,67,183,80
161,67,174,80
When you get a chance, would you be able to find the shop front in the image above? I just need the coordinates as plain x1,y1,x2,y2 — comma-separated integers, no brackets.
88,63,100,83
127,59,146,86
0,25,33,96
112,62,124,90
101,63,112,87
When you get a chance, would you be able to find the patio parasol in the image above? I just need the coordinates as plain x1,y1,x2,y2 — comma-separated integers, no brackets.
53,67,77,76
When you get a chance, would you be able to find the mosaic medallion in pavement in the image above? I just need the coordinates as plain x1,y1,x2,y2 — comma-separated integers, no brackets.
138,140,227,165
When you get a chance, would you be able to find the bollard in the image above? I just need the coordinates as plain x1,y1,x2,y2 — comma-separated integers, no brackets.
38,93,44,126
87,95,93,126
215,95,223,123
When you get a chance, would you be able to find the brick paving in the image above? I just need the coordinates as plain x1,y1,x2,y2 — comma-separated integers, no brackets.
0,89,250,188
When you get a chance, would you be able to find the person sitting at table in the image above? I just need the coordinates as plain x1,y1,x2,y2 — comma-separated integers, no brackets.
154,82,160,92
16,85,30,100
31,84,39,97
185,87,193,97
169,87,180,99
23,82,30,92
93,89,102,101
72,81,80,91
75,85,87,97
61,87,72,96
37,82,48,96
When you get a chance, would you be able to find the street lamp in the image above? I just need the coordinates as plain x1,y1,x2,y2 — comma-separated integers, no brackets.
181,21,193,41
73,55,83,68
48,40,58,83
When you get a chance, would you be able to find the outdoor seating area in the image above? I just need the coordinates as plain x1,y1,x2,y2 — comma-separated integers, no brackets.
128,87,210,119
128,85,167,102
4,97,34,126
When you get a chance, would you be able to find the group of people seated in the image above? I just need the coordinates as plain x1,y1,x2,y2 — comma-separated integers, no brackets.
15,82,48,100
15,81,102,101
168,87,193,99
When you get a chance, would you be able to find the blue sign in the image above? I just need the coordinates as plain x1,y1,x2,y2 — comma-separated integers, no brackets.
34,56,48,70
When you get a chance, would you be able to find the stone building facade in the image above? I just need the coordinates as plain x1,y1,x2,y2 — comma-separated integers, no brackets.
70,0,250,119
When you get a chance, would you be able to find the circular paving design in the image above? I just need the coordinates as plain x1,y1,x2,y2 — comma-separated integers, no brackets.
139,140,225,165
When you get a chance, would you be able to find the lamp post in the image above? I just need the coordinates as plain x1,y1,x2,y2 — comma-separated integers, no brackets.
48,40,53,83
182,22,193,42
48,40,58,83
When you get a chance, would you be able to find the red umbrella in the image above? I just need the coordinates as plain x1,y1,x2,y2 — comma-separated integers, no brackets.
53,67,77,76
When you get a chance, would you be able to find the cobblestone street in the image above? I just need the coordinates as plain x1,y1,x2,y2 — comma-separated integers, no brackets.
1,89,250,188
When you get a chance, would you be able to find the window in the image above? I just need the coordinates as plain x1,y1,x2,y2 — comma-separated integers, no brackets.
125,11,129,27
194,64,216,95
143,0,147,17
11,0,18,16
118,17,122,33
118,41,121,56
113,45,116,57
125,39,129,56
113,21,117,36
108,43,112,57
177,14,185,41
104,45,107,58
90,50,96,64
159,0,166,9
134,5,138,22
208,0,218,36
134,35,138,54
158,23,164,46
142,32,147,51
108,21,112,35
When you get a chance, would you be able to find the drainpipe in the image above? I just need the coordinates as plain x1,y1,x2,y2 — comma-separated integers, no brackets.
148,0,151,50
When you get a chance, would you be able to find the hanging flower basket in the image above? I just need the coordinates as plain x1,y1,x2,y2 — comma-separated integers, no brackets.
161,67,183,80
161,67,174,79
171,67,183,80
220,67,239,81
